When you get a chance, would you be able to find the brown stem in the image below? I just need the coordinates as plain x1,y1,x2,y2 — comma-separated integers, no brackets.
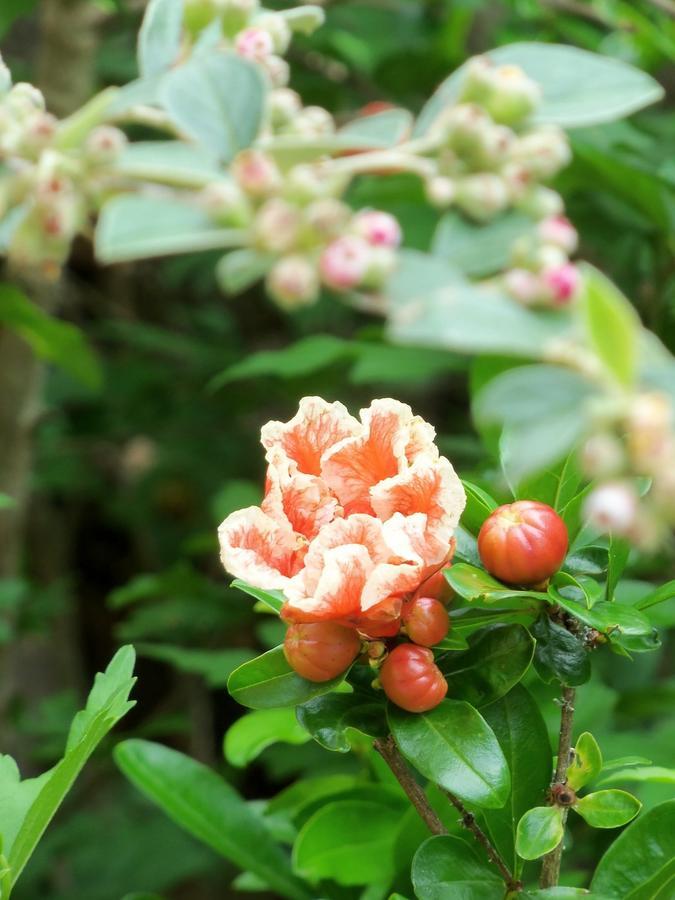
540,686,576,889
373,736,447,836
442,790,521,891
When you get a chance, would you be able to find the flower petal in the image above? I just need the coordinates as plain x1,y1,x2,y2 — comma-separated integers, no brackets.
283,544,372,622
261,396,361,477
218,507,304,590
262,447,341,540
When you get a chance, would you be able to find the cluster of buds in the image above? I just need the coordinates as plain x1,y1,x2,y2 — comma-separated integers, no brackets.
183,0,324,89
201,148,402,309
503,214,581,309
581,391,675,547
0,56,127,277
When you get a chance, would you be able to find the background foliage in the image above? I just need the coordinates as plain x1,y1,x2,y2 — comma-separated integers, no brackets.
0,1,673,898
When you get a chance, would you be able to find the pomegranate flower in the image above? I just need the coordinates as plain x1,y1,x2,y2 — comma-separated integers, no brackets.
218,397,466,634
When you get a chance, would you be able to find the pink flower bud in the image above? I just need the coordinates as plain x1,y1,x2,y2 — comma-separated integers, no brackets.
267,255,319,309
320,235,371,291
253,13,291,53
231,149,281,197
352,210,401,248
541,263,580,306
85,125,128,162
254,198,301,253
235,27,274,62
583,482,638,536
538,215,577,255
21,112,57,154
503,268,542,306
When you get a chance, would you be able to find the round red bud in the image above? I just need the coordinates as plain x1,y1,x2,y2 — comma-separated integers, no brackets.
380,644,448,713
283,622,361,682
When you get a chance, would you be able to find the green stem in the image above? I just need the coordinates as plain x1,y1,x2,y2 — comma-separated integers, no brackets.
0,854,12,900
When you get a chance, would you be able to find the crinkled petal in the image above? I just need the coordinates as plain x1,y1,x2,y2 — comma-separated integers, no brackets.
261,396,361,477
218,507,304,590
262,447,341,540
283,544,372,622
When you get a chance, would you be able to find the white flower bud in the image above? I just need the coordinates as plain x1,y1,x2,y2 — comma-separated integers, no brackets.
293,105,335,136
262,55,290,88
484,65,541,125
583,481,639,536
85,125,128,163
199,180,251,226
235,26,274,62
503,268,543,307
361,245,396,288
7,83,46,120
304,198,350,239
517,186,564,219
581,434,625,479
231,149,281,197
266,254,319,309
254,198,302,253
252,13,291,54
626,392,674,473
20,112,58,155
425,176,456,208
455,173,509,221
537,215,578,255
533,244,568,271
269,88,302,128
510,127,571,180
285,164,327,203
0,55,12,96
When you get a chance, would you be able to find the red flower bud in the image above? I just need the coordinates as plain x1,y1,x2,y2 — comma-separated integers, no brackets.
478,500,568,586
283,622,361,682
380,644,447,713
403,596,449,647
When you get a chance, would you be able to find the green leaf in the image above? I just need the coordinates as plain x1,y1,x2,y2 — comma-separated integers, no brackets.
432,211,534,278
575,790,641,829
606,535,630,602
598,766,675,787
439,624,534,707
532,614,591,686
547,588,658,652
339,108,413,149
388,699,510,809
636,579,675,611
96,196,244,264
280,5,325,35
116,141,222,188
460,480,498,535
227,646,346,709
387,253,571,358
215,249,274,297
224,708,309,767
0,493,16,510
293,799,403,886
296,693,387,752
0,284,102,389
592,799,675,898
0,647,136,888
580,265,641,388
516,806,564,860
415,42,664,135
482,685,552,874
161,51,265,161
567,733,603,791
411,835,503,899
230,580,285,614
115,740,310,900
137,0,184,78
453,526,482,569
445,563,548,608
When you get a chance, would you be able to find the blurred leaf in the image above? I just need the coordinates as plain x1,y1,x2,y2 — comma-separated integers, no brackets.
137,0,183,78
0,284,102,389
161,52,265,161
137,643,254,687
598,766,675,786
116,142,222,188
231,580,284,614
224,708,309,767
0,493,16,510
438,624,535,708
227,646,347,709
96,196,244,263
432,211,534,278
215,249,274,296
636,579,675,611
412,835,502,899
115,740,311,900
339,108,413,148
580,265,641,387
516,806,563,860
388,699,510,809
574,790,641,829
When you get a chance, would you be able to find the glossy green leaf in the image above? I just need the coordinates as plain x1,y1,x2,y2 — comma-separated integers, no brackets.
591,799,675,898
227,646,346,709
411,835,503,900
0,284,102,389
460,480,498,535
230,580,285,614
636,580,675,611
598,766,675,787
432,210,534,278
567,733,603,791
415,42,664,135
605,535,630,602
532,614,591,686
439,624,534,707
516,806,564,860
115,740,311,900
296,693,387,752
581,265,641,388
293,799,403,886
548,588,658,652
445,563,547,608
137,0,183,77
388,699,510,809
161,51,265,161
575,790,641,829
482,685,552,873
224,708,309,767
96,196,244,263
0,647,136,888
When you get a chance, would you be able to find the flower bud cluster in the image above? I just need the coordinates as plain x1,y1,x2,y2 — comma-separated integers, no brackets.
581,391,675,546
503,214,580,309
0,56,128,277
200,148,402,309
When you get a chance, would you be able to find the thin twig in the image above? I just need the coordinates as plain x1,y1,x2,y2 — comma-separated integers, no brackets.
442,790,521,891
373,736,447,835
540,686,576,889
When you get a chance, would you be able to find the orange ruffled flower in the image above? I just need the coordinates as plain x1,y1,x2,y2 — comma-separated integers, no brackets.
218,396,466,632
